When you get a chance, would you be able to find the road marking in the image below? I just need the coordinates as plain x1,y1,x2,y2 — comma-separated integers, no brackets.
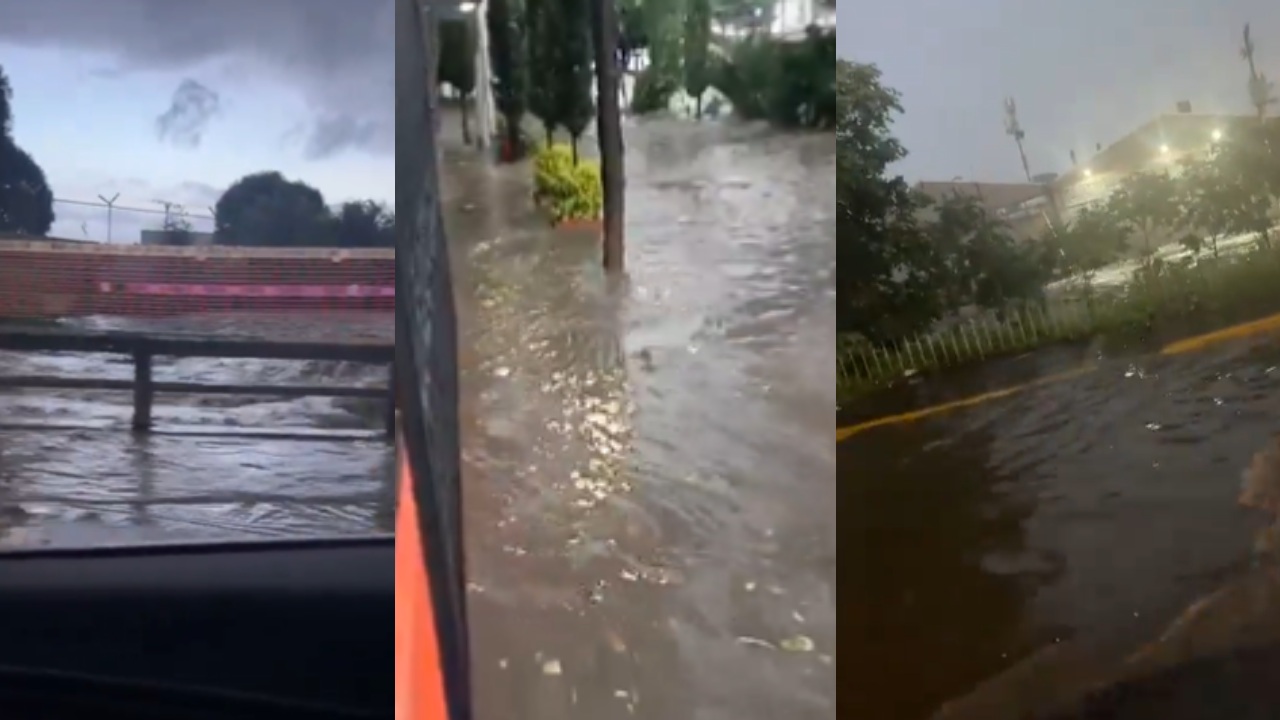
837,367,1096,442
837,311,1280,443
1159,312,1280,356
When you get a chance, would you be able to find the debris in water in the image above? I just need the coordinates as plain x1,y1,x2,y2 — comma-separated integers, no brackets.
737,636,777,650
780,635,816,653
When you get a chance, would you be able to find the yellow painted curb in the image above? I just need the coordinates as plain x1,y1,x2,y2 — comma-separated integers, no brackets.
837,310,1280,444
836,367,1096,442
1159,312,1280,356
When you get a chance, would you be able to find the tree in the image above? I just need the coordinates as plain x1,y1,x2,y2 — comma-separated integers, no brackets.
0,141,55,237
1206,119,1280,249
1107,171,1182,260
836,60,940,341
554,0,596,161
439,19,478,145
925,193,1048,311
638,0,685,108
0,65,54,237
1179,154,1270,258
593,0,627,273
331,201,394,248
525,0,561,143
1050,205,1129,280
487,0,529,160
683,0,712,118
214,172,333,247
0,64,11,137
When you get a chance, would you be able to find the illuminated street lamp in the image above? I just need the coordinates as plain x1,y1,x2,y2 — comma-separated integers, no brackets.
1159,143,1171,155
1083,168,1093,178
1212,129,1223,142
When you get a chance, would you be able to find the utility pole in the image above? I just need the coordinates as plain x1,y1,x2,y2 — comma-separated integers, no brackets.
1003,97,1033,183
1242,23,1277,122
97,193,120,243
591,0,626,273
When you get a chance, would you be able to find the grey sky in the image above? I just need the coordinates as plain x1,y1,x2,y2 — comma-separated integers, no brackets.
0,0,393,159
838,0,1280,183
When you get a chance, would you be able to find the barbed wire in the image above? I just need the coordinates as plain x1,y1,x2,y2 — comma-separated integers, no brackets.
53,197,215,221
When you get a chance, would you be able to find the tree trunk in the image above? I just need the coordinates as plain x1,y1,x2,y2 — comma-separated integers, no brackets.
461,92,473,146
591,0,626,273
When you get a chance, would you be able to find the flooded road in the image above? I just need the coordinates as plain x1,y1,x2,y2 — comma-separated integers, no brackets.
447,120,836,720
847,338,1280,720
0,315,395,546
0,119,837,719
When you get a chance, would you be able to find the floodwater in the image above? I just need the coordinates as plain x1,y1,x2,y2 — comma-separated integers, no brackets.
0,315,396,546
847,338,1280,719
0,119,837,719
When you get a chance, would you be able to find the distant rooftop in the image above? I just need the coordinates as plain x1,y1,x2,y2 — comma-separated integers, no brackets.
914,181,1045,213
1054,113,1259,187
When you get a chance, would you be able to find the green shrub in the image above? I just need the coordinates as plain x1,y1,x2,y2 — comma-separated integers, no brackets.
532,144,603,223
631,68,679,115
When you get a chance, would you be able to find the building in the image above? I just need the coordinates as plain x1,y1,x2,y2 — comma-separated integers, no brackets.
914,180,1057,242
919,109,1262,242
1051,112,1259,218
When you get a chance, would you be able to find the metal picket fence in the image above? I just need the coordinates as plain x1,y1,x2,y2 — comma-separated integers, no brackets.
837,297,1114,391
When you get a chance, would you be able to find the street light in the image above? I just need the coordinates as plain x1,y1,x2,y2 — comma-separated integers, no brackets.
1159,143,1170,155
1083,168,1093,178
1212,129,1223,141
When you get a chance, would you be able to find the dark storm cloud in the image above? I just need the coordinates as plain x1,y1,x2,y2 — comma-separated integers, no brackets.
0,0,392,158
838,0,1280,182
156,79,222,148
306,115,382,160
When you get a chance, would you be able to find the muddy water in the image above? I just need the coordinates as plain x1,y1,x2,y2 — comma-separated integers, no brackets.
447,121,836,720
847,339,1280,719
0,120,837,719
0,314,395,546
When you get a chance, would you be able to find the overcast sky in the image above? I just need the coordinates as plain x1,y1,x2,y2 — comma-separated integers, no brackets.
0,0,392,242
838,0,1280,183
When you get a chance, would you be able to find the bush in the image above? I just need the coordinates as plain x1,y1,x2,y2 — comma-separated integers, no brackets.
631,67,680,115
532,144,603,223
714,28,835,128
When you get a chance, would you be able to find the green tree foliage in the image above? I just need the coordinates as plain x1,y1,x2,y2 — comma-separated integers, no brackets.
682,0,712,117
641,0,685,89
837,60,938,340
927,193,1049,310
713,29,835,128
0,65,55,237
1047,206,1129,279
554,0,596,159
1106,171,1182,259
215,172,332,247
331,201,395,248
439,19,478,145
525,0,561,143
837,60,1050,342
487,0,530,159
214,172,392,249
